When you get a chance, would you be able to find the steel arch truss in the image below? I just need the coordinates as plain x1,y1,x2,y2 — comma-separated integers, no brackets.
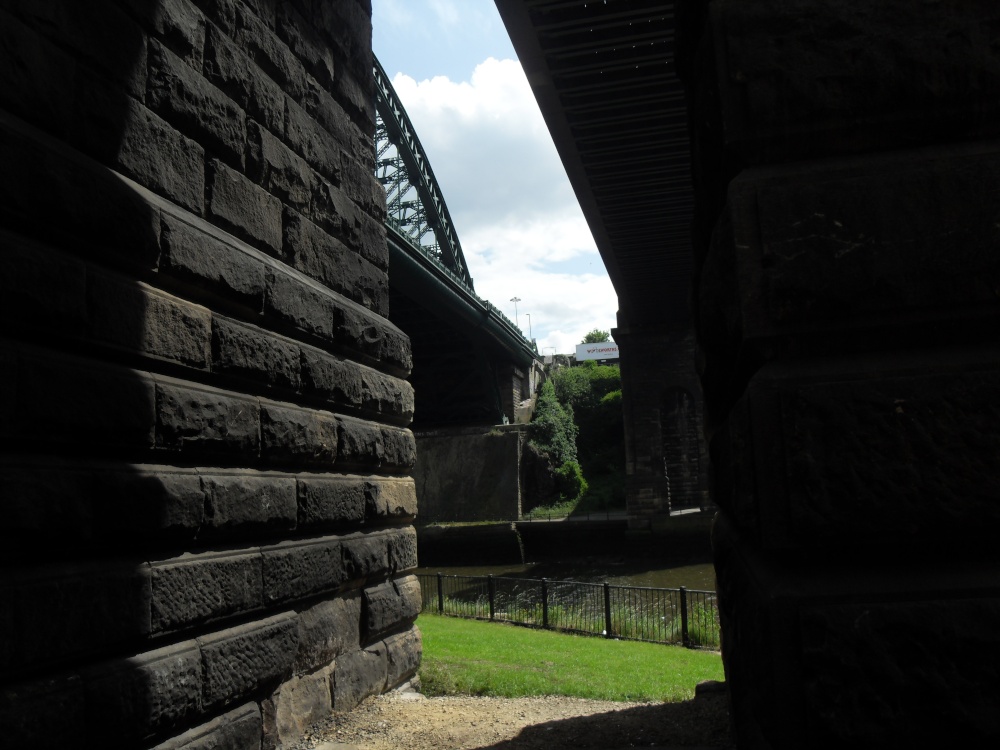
374,56,473,290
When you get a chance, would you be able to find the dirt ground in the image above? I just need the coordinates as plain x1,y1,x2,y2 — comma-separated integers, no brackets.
290,682,734,750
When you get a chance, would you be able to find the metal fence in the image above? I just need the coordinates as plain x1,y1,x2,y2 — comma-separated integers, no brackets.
416,573,721,649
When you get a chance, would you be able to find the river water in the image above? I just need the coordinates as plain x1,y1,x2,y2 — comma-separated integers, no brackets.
415,559,717,592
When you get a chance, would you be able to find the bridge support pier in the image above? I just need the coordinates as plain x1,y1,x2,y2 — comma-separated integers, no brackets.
682,2,1000,746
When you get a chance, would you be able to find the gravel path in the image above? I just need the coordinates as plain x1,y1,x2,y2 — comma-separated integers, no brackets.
290,682,734,750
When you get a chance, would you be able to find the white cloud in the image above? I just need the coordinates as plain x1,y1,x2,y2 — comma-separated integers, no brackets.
388,57,619,354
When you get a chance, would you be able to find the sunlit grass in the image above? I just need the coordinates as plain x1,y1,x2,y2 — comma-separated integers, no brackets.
417,613,724,703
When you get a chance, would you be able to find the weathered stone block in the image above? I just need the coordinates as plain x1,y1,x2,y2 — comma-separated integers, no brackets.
312,0,371,81
308,175,357,243
352,210,390,271
294,595,362,675
8,563,151,670
273,666,333,744
201,472,298,536
212,315,301,390
159,212,268,311
380,426,417,472
302,80,372,165
149,702,262,750
17,352,156,450
335,66,375,135
261,537,345,604
84,640,203,745
9,0,147,101
365,478,418,520
333,644,386,711
0,232,87,336
708,0,1000,164
207,158,283,256
98,466,206,543
387,526,419,573
231,3,309,103
300,345,364,408
333,302,411,373
123,0,207,71
263,268,338,342
148,39,247,169
276,1,335,88
362,367,414,424
150,550,263,633
285,96,342,183
364,575,421,638
88,271,212,368
384,625,422,691
717,350,1000,552
0,104,162,271
155,378,260,457
296,475,367,527
203,23,285,134
260,401,338,467
0,674,85,750
247,121,316,215
283,208,389,315
198,614,299,710
335,416,382,469
341,531,390,582
114,100,206,215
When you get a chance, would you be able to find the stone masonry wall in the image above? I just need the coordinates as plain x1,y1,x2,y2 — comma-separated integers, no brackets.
0,1,421,748
680,1,1000,747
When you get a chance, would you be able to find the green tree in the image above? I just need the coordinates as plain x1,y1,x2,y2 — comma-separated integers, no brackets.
581,329,611,344
528,380,578,466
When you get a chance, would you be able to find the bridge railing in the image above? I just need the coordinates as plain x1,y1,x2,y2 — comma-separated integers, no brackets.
416,573,721,649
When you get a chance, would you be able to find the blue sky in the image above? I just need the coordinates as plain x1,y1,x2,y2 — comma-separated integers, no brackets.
372,0,618,354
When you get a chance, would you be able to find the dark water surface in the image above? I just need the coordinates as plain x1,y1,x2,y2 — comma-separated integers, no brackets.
415,558,717,592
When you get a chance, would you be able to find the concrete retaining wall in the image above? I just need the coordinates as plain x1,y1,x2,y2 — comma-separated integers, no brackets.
0,1,421,747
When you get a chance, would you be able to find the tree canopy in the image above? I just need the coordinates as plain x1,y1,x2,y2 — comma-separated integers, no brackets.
581,329,611,344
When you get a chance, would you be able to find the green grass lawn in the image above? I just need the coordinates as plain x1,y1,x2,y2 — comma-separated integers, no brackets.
417,613,724,703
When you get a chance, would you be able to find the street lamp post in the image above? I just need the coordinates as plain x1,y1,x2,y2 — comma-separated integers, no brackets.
526,313,532,340
509,296,521,328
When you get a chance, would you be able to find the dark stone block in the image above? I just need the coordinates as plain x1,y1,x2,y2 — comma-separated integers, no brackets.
0,232,87,337
387,527,419,573
312,0,371,85
212,316,301,391
276,1,335,89
113,100,206,215
203,23,285,134
100,466,207,543
207,158,283,256
84,641,203,745
260,401,338,467
261,537,345,604
17,352,156,451
88,270,212,368
360,367,414,423
150,550,263,633
230,2,309,103
296,475,367,527
159,212,268,311
294,594,361,674
342,532,390,582
198,614,298,711
201,472,298,535
380,426,416,472
155,379,260,457
263,269,338,343
302,80,372,166
709,0,1000,164
247,121,316,215
122,0,207,71
0,674,86,750
0,112,162,272
336,416,382,469
8,563,151,671
284,94,342,183
149,702,262,750
365,478,417,520
364,575,420,638
333,303,411,373
300,345,365,408
147,39,247,170
283,208,389,315
332,644,386,712
718,350,1000,552
384,626,422,690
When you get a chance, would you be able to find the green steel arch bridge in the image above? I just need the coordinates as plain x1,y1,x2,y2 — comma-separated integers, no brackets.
373,56,538,428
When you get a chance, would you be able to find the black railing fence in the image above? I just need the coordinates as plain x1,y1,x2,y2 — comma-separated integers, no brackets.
417,573,721,649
